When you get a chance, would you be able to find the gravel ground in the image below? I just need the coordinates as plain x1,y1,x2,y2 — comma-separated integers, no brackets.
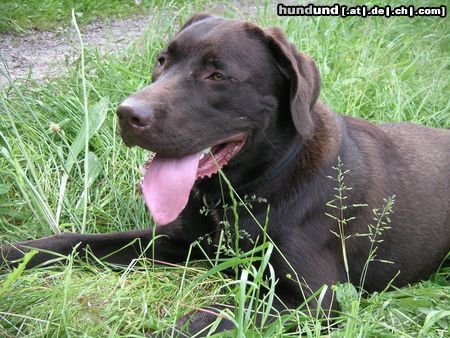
0,15,152,87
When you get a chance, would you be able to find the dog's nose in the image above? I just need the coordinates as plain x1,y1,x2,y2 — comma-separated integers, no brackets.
117,98,153,129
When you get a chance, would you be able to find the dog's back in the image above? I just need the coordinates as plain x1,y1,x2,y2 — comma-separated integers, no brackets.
347,120,450,290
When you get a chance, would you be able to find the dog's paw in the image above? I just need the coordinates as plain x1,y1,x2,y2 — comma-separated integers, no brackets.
0,243,10,270
0,242,23,271
150,304,235,337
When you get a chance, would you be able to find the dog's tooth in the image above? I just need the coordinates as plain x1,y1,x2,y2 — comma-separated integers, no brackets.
200,153,205,160
202,147,211,154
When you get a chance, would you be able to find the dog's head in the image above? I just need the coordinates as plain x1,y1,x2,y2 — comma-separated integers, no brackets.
117,14,321,225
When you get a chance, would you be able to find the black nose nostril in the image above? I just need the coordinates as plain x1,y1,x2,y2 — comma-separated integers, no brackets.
131,116,146,127
117,99,153,129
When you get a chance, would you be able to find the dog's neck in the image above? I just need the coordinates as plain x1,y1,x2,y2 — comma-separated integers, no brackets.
196,103,343,210
237,134,306,192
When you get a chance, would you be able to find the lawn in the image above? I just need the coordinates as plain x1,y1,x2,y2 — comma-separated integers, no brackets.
0,0,449,337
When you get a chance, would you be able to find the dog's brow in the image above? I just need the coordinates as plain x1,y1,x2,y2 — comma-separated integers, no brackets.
201,49,216,60
205,58,224,68
201,51,225,69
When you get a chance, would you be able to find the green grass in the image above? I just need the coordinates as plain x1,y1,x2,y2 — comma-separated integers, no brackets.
1,0,449,336
0,0,178,33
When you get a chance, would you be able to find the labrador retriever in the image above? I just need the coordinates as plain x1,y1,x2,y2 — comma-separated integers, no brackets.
1,13,449,336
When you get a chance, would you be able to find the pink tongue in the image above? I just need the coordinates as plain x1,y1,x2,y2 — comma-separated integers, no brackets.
142,152,201,225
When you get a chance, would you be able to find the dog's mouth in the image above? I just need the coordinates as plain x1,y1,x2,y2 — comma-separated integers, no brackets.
196,133,246,179
140,133,246,225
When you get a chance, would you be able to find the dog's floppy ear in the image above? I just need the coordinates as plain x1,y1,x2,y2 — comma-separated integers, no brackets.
246,24,320,138
179,13,213,32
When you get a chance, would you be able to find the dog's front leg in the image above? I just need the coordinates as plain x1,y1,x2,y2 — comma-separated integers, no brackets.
0,223,198,269
0,192,214,270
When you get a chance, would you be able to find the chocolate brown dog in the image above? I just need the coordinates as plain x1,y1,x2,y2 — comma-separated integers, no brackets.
1,14,449,336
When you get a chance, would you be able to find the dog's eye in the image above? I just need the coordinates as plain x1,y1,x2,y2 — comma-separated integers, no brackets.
208,72,225,81
157,56,166,67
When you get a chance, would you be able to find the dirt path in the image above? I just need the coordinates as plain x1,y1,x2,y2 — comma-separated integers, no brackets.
0,15,151,86
0,1,291,87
